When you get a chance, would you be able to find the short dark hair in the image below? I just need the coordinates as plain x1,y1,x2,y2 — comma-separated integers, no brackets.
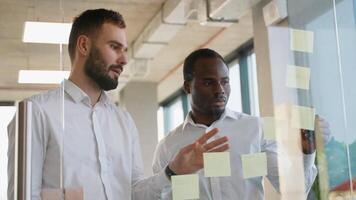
68,8,126,61
183,48,227,82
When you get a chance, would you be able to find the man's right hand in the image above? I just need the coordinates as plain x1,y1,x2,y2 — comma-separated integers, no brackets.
168,128,229,175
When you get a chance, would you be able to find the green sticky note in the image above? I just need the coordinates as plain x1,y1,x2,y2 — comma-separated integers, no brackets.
241,152,267,179
172,174,199,200
286,65,311,90
262,117,276,140
290,29,314,53
291,105,316,131
203,152,231,177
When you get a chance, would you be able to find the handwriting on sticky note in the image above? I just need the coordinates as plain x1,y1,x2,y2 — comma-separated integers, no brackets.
286,65,311,90
290,29,314,53
203,152,231,177
291,105,315,131
172,174,199,200
262,117,276,140
241,152,267,179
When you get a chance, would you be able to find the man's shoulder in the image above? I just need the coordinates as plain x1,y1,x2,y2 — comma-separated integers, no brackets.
25,87,62,108
158,123,185,146
226,109,260,121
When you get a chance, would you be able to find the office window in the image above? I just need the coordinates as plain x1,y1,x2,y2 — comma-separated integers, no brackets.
166,98,184,131
157,106,165,142
247,53,260,116
160,91,189,136
226,60,243,112
226,43,260,116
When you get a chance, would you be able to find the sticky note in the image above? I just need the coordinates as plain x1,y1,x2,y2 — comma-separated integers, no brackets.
290,29,314,53
291,105,315,130
241,152,267,179
262,117,276,140
203,152,231,177
172,174,199,200
65,187,83,200
286,65,311,90
41,188,84,200
41,188,63,199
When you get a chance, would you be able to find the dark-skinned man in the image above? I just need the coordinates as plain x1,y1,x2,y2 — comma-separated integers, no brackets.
152,48,322,200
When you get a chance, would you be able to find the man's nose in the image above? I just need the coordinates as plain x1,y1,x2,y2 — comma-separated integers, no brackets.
214,82,225,94
117,51,128,66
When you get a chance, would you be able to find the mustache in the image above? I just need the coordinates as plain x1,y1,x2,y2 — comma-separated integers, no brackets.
214,95,227,102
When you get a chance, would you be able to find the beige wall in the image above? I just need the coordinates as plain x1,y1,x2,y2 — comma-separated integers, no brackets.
121,82,159,176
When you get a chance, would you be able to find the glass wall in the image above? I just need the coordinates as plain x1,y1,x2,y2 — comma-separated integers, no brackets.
267,0,356,199
0,105,16,200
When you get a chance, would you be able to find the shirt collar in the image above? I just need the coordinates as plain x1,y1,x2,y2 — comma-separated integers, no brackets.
62,79,110,106
182,108,239,130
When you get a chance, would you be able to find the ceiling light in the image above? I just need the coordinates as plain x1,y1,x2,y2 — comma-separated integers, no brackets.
23,21,72,44
18,70,70,84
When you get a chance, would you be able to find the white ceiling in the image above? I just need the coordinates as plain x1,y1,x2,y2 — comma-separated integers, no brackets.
0,0,255,101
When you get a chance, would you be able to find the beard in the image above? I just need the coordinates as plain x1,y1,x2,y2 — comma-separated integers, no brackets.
84,46,119,91
210,106,225,119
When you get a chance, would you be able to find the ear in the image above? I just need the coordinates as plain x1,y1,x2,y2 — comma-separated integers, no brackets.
76,35,91,57
183,81,191,94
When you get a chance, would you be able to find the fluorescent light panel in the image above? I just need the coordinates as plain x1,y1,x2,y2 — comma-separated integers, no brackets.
18,70,70,84
23,21,72,44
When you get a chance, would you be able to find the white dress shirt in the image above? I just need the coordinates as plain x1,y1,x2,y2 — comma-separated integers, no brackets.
152,108,317,200
8,79,170,200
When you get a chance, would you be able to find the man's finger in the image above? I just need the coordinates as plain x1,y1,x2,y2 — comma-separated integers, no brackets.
196,128,219,144
208,144,230,152
204,136,228,151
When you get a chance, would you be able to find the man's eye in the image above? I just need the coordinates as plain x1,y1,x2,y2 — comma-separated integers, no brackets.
221,80,229,86
203,81,213,86
110,44,118,50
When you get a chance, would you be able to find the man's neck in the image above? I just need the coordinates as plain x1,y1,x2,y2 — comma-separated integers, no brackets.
68,71,101,107
190,111,222,127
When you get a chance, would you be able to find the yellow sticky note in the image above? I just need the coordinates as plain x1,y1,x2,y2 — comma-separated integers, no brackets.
290,29,314,53
203,152,231,177
262,117,276,140
286,65,311,90
291,105,315,130
241,152,267,179
172,174,199,200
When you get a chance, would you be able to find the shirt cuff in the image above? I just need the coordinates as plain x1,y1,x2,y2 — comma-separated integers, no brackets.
303,151,316,169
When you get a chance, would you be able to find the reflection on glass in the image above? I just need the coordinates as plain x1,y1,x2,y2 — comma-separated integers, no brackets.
0,106,16,200
286,0,356,199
